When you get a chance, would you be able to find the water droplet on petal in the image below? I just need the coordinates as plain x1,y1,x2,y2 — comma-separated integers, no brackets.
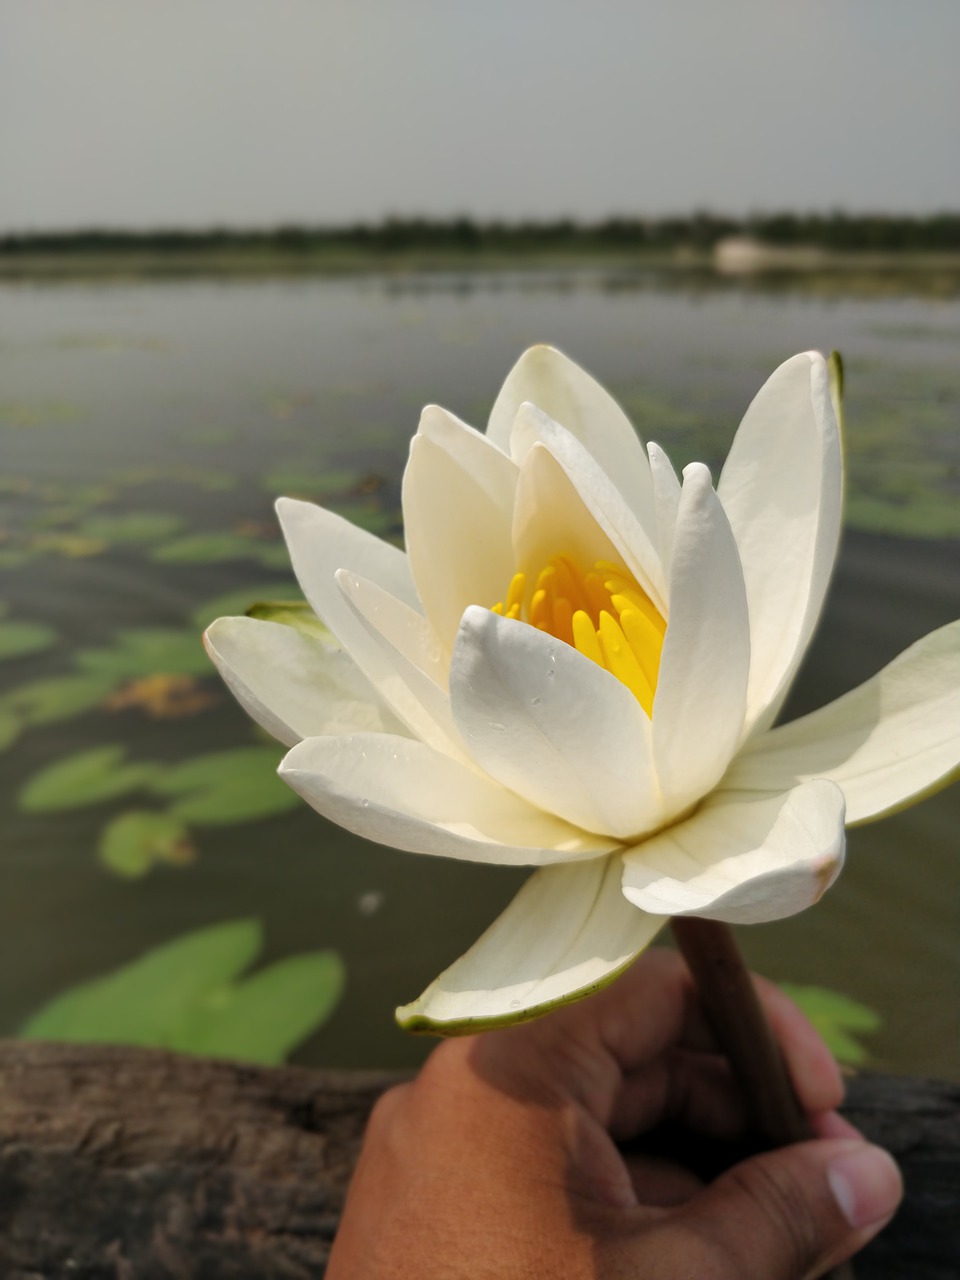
510,999,521,1010
531,696,541,706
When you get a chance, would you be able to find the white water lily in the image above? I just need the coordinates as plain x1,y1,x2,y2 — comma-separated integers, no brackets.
205,347,960,1034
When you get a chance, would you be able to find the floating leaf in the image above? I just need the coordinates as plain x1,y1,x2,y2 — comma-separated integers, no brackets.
246,599,333,643
105,674,219,718
20,920,262,1045
255,542,295,569
2,673,115,723
20,745,159,813
152,533,262,564
20,919,344,1063
0,620,58,660
179,951,346,1064
149,745,299,824
0,400,82,428
264,464,367,499
30,531,106,558
780,984,882,1066
78,512,186,543
77,628,210,679
0,710,20,750
98,810,195,878
0,548,34,569
191,582,301,630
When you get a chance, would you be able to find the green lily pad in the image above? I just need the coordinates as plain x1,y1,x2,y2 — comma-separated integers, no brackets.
149,745,300,825
98,810,195,879
77,629,210,679
20,745,159,814
20,919,262,1046
246,599,333,643
0,549,34,568
0,399,83,428
255,542,294,569
0,673,116,726
20,919,345,1063
780,984,882,1067
78,512,186,543
0,620,58,660
191,582,301,630
152,533,264,565
178,950,346,1064
0,710,20,750
264,465,367,499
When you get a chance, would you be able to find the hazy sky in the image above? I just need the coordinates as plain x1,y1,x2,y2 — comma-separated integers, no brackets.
2,0,958,231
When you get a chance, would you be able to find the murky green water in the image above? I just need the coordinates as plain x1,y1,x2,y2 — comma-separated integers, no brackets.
1,271,957,1077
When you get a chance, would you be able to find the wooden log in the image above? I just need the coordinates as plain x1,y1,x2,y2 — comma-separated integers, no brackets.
0,1041,956,1278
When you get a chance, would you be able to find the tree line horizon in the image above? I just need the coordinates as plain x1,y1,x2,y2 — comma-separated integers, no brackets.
2,211,959,254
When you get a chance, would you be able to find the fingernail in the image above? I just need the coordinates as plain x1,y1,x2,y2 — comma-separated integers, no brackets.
828,1144,903,1231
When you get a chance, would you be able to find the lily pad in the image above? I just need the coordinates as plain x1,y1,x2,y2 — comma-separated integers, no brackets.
20,919,262,1046
78,512,186,543
780,984,882,1066
0,673,115,734
152,533,264,565
191,582,301,630
0,548,34,568
0,710,20,750
149,745,300,824
20,745,159,814
105,674,219,719
0,620,58,660
98,810,195,878
264,465,367,499
20,919,345,1063
77,629,210,679
177,951,346,1064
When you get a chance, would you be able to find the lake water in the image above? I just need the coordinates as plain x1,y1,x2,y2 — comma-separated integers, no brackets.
1,270,957,1077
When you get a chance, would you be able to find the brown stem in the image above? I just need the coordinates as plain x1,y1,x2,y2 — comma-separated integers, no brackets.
671,916,809,1145
671,916,855,1280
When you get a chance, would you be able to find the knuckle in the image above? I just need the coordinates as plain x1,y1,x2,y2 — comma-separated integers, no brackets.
725,1159,821,1273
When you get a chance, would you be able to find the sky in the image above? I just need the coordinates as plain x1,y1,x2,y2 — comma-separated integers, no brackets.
2,0,958,232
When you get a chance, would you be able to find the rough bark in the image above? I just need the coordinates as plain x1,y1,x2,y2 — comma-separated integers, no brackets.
0,1041,956,1278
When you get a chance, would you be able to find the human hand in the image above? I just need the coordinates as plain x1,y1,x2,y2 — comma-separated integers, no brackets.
327,949,902,1279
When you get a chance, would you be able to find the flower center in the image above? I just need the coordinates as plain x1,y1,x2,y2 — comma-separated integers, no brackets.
491,555,666,715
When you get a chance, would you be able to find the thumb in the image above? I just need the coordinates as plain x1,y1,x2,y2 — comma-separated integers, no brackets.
674,1138,902,1280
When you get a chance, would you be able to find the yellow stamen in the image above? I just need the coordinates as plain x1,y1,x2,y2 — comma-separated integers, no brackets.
487,552,667,712
597,611,654,714
572,608,604,665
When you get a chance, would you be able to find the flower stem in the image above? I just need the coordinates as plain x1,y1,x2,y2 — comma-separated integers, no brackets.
671,916,809,1145
671,916,855,1280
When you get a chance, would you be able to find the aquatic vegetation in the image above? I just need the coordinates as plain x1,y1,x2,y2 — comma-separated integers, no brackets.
20,919,345,1065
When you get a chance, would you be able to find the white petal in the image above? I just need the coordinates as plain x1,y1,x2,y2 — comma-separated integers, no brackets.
647,441,681,580
277,493,418,654
280,734,618,866
486,344,656,528
621,780,845,924
402,429,516,650
653,463,750,815
203,616,405,746
396,857,666,1033
511,402,666,612
336,569,467,758
450,607,662,839
718,352,842,736
512,442,632,589
723,620,960,824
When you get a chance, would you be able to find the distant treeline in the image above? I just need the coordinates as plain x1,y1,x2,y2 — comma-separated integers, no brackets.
3,212,960,254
